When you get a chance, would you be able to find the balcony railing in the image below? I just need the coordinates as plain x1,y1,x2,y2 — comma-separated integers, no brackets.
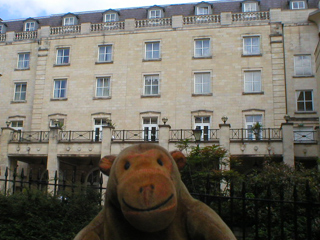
14,31,38,40
169,129,219,141
232,11,270,21
50,25,81,35
11,131,49,142
59,131,97,142
230,128,282,141
136,18,172,28
91,22,125,32
294,131,317,143
0,33,6,42
183,14,221,25
113,130,158,142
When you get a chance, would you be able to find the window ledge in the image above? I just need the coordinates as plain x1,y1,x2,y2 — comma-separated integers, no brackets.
50,98,68,101
292,75,314,78
294,111,317,114
14,68,30,71
143,58,162,62
242,91,264,95
93,96,111,100
192,56,212,60
11,100,27,104
241,54,262,57
141,94,161,98
192,93,213,96
53,63,70,67
95,61,113,65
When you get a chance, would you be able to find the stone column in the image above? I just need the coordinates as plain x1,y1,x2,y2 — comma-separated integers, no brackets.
39,26,50,38
220,12,232,25
172,15,183,29
0,127,14,192
5,31,15,43
158,124,171,150
281,123,295,166
81,22,91,35
101,126,114,157
219,123,231,171
125,19,136,31
47,126,60,192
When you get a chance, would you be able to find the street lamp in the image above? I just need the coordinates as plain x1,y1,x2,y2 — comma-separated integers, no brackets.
5,120,11,127
221,116,228,124
162,117,168,125
192,128,202,142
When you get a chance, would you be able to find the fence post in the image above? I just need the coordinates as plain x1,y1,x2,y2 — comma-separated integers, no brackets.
281,122,295,166
158,123,171,150
47,125,60,193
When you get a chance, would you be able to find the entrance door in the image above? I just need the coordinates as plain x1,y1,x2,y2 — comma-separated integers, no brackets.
195,116,210,141
94,118,108,141
245,115,262,140
143,117,158,141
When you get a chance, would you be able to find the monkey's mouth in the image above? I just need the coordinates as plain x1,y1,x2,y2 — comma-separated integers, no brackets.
122,194,174,212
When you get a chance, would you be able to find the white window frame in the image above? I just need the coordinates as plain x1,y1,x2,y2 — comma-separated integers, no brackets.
10,120,24,131
98,45,113,62
94,118,110,141
14,82,27,101
24,22,36,31
0,25,3,34
149,9,162,19
294,55,312,76
17,53,30,69
194,116,211,141
145,41,160,60
144,75,160,96
244,70,262,93
194,38,210,58
53,79,67,99
291,1,306,9
56,48,70,65
197,6,209,15
243,2,258,12
104,13,117,22
142,117,158,141
245,115,262,140
296,90,314,112
243,36,260,55
63,17,75,26
96,77,111,97
194,72,211,94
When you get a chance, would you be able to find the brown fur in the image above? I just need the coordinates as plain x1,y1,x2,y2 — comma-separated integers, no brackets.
74,143,236,240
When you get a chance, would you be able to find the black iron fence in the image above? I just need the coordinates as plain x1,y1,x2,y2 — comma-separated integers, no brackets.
231,128,282,141
1,167,319,239
10,131,50,142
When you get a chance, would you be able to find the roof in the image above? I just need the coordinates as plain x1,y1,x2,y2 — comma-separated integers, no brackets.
1,0,319,32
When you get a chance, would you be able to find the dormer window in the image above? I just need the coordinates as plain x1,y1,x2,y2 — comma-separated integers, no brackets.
195,2,213,15
103,10,119,22
24,18,38,31
62,13,79,26
290,1,306,9
148,6,164,19
0,23,6,34
242,1,259,12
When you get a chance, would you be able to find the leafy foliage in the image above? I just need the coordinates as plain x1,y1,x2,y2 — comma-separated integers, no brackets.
0,188,102,240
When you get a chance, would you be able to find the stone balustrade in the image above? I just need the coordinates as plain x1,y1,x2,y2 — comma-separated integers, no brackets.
14,31,37,40
135,18,172,28
91,21,125,32
50,25,81,35
183,14,221,25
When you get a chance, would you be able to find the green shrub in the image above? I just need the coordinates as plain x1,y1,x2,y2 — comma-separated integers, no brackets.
0,188,102,240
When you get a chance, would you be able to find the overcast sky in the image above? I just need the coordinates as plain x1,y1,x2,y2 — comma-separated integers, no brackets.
0,0,226,21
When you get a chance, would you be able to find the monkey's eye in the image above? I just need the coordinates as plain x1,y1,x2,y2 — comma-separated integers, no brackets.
124,161,131,170
157,159,163,166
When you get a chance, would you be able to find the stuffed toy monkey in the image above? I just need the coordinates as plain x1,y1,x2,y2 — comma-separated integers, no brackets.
74,143,236,240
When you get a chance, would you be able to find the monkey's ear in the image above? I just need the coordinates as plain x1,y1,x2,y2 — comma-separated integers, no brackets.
170,151,186,171
99,155,116,176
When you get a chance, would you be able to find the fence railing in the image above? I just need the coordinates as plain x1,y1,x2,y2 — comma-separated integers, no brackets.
59,131,97,142
10,131,50,142
232,11,270,21
294,131,317,143
50,25,81,35
14,31,38,40
135,18,172,28
112,129,159,142
169,129,219,141
91,21,125,32
1,168,319,239
183,14,221,25
230,128,282,141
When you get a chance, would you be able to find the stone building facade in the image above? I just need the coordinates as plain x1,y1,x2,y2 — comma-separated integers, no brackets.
0,0,319,186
